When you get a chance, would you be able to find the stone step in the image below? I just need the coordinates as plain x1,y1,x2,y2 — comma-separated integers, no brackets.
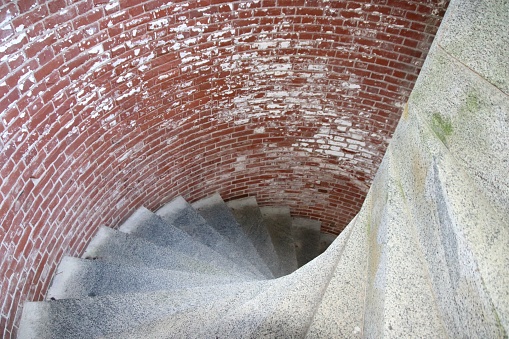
361,151,395,338
119,206,259,279
429,160,509,336
101,293,265,339
109,228,344,338
225,196,281,277
156,196,266,279
46,257,253,300
192,193,274,278
353,149,447,338
260,206,298,276
208,227,342,338
291,217,321,267
82,226,239,277
305,210,366,337
18,282,269,339
318,232,337,255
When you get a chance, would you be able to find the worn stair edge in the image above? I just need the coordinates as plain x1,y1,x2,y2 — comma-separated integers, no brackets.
305,214,359,338
210,223,347,338
46,257,253,299
82,226,243,278
102,282,270,339
118,206,260,279
392,114,508,337
378,151,447,338
18,281,271,339
156,196,267,279
109,224,348,339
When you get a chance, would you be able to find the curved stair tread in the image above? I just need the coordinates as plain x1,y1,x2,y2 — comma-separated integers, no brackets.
101,282,272,339
377,155,447,338
18,282,270,339
206,231,344,338
81,226,248,278
192,193,275,278
46,257,254,300
260,206,298,276
102,233,343,339
226,196,282,277
119,206,261,279
156,196,267,279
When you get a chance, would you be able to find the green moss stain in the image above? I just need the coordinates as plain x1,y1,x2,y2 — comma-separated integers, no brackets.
465,91,481,113
430,113,453,144
397,180,406,201
367,211,372,234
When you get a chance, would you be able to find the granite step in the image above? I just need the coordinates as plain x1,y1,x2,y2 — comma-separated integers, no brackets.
192,193,274,278
18,282,270,339
119,206,259,279
46,257,252,300
102,230,343,339
291,217,321,267
260,206,298,276
225,196,281,277
82,226,239,277
156,196,267,279
207,228,342,338
374,159,447,338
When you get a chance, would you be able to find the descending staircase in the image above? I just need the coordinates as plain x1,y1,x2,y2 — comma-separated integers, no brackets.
15,0,509,334
17,193,337,338
17,147,509,338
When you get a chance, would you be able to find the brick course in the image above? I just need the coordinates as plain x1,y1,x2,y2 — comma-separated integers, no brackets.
0,0,447,336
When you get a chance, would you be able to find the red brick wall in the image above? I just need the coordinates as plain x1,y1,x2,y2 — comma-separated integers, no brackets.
0,0,447,336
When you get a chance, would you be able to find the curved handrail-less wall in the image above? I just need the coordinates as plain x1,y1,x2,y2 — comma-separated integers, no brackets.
0,1,447,336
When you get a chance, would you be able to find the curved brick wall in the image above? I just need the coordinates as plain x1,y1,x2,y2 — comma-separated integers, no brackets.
0,0,447,336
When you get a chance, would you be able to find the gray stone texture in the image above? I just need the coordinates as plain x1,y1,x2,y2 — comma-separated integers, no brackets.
305,216,359,338
260,206,299,276
156,196,266,279
119,206,259,279
437,0,509,94
46,257,251,300
192,193,274,278
18,282,269,339
226,196,282,277
318,232,337,255
291,217,321,267
81,227,233,277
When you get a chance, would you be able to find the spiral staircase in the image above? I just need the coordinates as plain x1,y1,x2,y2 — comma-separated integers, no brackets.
16,0,509,337
17,194,343,338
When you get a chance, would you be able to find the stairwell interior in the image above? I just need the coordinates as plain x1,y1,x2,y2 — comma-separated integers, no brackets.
1,0,509,337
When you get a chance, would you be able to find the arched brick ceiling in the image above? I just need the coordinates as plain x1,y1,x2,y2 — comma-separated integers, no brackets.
0,0,447,336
